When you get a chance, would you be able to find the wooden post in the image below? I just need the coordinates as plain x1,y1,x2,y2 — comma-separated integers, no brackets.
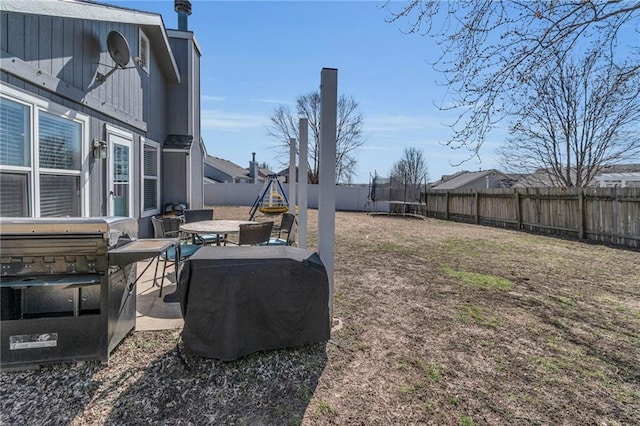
577,188,584,239
445,191,450,220
515,190,522,230
611,186,619,245
475,191,479,224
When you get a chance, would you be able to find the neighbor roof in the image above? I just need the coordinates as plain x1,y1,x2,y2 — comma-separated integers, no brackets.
205,156,251,180
512,164,640,187
597,164,640,174
430,170,506,190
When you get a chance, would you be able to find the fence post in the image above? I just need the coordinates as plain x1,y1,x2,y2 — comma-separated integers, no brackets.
612,186,619,245
424,191,429,217
475,191,479,224
515,190,521,230
578,188,584,239
445,191,450,220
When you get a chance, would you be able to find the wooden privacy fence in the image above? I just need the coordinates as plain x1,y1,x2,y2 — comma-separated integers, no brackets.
391,188,639,249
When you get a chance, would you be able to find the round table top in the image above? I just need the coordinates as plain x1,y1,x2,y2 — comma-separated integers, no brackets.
179,220,257,234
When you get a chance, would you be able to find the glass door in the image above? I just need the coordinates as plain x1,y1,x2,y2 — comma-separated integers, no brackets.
107,130,133,217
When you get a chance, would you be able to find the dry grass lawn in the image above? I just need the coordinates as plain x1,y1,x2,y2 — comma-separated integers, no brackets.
2,206,639,425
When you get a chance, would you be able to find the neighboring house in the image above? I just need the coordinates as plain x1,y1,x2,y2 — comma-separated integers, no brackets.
277,166,299,184
0,0,204,237
204,154,273,184
511,164,640,188
594,164,640,188
429,169,513,190
204,156,253,183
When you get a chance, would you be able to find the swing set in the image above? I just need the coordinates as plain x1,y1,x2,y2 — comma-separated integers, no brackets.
249,174,290,220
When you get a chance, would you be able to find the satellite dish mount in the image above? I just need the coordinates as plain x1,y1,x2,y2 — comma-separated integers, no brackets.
96,31,135,83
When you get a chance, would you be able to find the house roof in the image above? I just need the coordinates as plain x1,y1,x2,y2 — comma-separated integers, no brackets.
1,0,180,83
512,164,640,187
205,156,251,180
258,167,274,177
597,164,640,174
430,169,508,190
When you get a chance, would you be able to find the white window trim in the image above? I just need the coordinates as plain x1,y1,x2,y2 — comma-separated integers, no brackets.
138,28,150,74
140,137,161,217
0,85,90,217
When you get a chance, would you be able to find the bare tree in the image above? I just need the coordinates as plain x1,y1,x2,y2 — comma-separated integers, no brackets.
384,1,640,162
266,92,365,184
390,147,429,201
497,50,640,187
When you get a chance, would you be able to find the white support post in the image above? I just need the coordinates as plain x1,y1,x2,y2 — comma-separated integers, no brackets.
288,138,297,215
298,118,309,249
319,68,337,323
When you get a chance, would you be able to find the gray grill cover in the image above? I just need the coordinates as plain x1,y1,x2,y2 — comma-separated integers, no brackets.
178,246,330,361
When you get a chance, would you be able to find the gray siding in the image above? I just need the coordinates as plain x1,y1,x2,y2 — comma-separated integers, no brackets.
190,143,204,209
142,40,168,142
166,37,189,135
163,152,188,206
3,12,144,122
193,48,200,143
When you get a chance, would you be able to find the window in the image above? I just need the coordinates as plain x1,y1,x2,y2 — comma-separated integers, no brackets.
141,138,160,216
0,89,87,217
138,29,150,74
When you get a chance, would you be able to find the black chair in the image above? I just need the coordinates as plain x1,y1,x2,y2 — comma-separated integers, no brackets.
183,209,220,245
235,221,274,246
151,216,201,297
266,213,296,245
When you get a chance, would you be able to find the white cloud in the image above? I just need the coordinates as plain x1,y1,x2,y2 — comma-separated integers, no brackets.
201,95,226,102
250,98,295,105
201,109,269,131
365,114,449,133
360,144,398,152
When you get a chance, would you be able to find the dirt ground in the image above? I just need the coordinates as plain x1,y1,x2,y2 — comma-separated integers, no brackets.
2,206,639,425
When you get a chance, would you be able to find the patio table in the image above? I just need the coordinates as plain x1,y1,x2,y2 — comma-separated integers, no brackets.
179,220,257,246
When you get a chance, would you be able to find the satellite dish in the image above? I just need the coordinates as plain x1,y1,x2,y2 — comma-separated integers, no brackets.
106,31,131,69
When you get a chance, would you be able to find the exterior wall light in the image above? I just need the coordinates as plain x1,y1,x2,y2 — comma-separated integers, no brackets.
93,139,108,159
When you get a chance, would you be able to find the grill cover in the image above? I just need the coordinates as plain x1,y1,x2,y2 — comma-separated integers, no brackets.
178,246,330,361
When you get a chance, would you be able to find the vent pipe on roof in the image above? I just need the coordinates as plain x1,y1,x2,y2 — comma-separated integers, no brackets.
175,0,192,31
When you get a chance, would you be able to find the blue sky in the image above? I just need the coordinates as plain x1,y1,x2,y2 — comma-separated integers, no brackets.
107,0,504,183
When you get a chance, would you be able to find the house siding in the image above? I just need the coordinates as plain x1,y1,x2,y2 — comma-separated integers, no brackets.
167,38,189,136
3,12,145,123
0,5,204,237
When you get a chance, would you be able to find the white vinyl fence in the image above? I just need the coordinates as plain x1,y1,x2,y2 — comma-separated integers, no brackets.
204,182,387,212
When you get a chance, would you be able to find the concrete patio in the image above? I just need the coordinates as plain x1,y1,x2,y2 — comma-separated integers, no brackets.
134,259,184,332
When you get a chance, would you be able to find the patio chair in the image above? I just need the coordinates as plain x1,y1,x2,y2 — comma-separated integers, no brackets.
151,216,201,297
264,213,296,245
230,221,274,246
183,209,220,245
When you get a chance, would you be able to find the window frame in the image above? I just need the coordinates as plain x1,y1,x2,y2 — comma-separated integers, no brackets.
0,86,90,217
140,137,161,217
